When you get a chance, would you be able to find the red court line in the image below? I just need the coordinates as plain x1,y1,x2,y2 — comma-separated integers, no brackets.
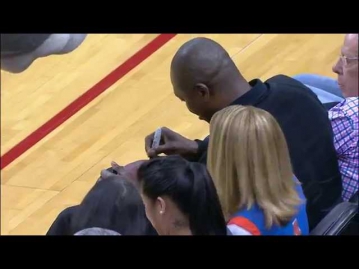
1,33,177,170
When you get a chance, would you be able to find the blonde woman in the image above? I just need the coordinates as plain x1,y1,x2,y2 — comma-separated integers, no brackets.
207,105,309,235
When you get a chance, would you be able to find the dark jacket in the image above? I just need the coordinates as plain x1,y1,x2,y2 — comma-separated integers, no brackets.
46,204,158,236
193,75,342,230
46,206,78,235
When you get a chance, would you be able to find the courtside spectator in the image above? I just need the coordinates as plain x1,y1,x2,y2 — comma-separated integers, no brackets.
207,105,309,235
145,37,342,229
294,34,358,201
137,155,227,235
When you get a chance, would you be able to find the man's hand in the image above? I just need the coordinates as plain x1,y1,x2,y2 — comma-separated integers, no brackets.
99,161,125,181
99,160,147,188
145,127,198,158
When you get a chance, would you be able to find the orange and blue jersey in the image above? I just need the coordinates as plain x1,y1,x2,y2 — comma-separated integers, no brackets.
227,181,309,235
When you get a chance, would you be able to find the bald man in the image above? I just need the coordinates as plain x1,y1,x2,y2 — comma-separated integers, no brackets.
1,34,87,73
144,37,342,230
295,34,358,202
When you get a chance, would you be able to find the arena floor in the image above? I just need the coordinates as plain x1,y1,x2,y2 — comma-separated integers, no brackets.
0,34,345,235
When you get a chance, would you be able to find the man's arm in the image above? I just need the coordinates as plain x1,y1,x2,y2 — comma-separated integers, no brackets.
145,127,202,160
329,105,359,201
192,136,210,163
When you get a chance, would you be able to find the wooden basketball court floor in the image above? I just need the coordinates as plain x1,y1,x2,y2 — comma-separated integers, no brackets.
0,34,345,235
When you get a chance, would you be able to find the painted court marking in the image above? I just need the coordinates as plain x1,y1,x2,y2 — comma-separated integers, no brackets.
1,34,177,170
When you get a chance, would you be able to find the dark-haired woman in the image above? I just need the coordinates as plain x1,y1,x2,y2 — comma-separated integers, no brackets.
137,155,227,235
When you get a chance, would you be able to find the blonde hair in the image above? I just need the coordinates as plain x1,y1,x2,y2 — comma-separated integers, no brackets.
207,105,302,228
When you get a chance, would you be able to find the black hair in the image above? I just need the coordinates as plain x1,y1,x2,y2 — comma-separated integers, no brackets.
137,155,227,235
71,176,157,235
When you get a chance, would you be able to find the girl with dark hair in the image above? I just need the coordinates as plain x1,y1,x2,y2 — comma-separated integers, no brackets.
47,176,157,235
137,155,227,235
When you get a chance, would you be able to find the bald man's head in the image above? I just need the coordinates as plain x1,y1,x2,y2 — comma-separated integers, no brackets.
332,34,358,97
170,37,248,122
171,37,233,87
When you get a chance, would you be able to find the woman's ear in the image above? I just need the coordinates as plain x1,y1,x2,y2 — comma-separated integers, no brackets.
157,197,166,215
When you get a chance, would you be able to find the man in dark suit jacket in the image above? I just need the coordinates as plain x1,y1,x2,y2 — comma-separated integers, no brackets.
144,37,342,230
